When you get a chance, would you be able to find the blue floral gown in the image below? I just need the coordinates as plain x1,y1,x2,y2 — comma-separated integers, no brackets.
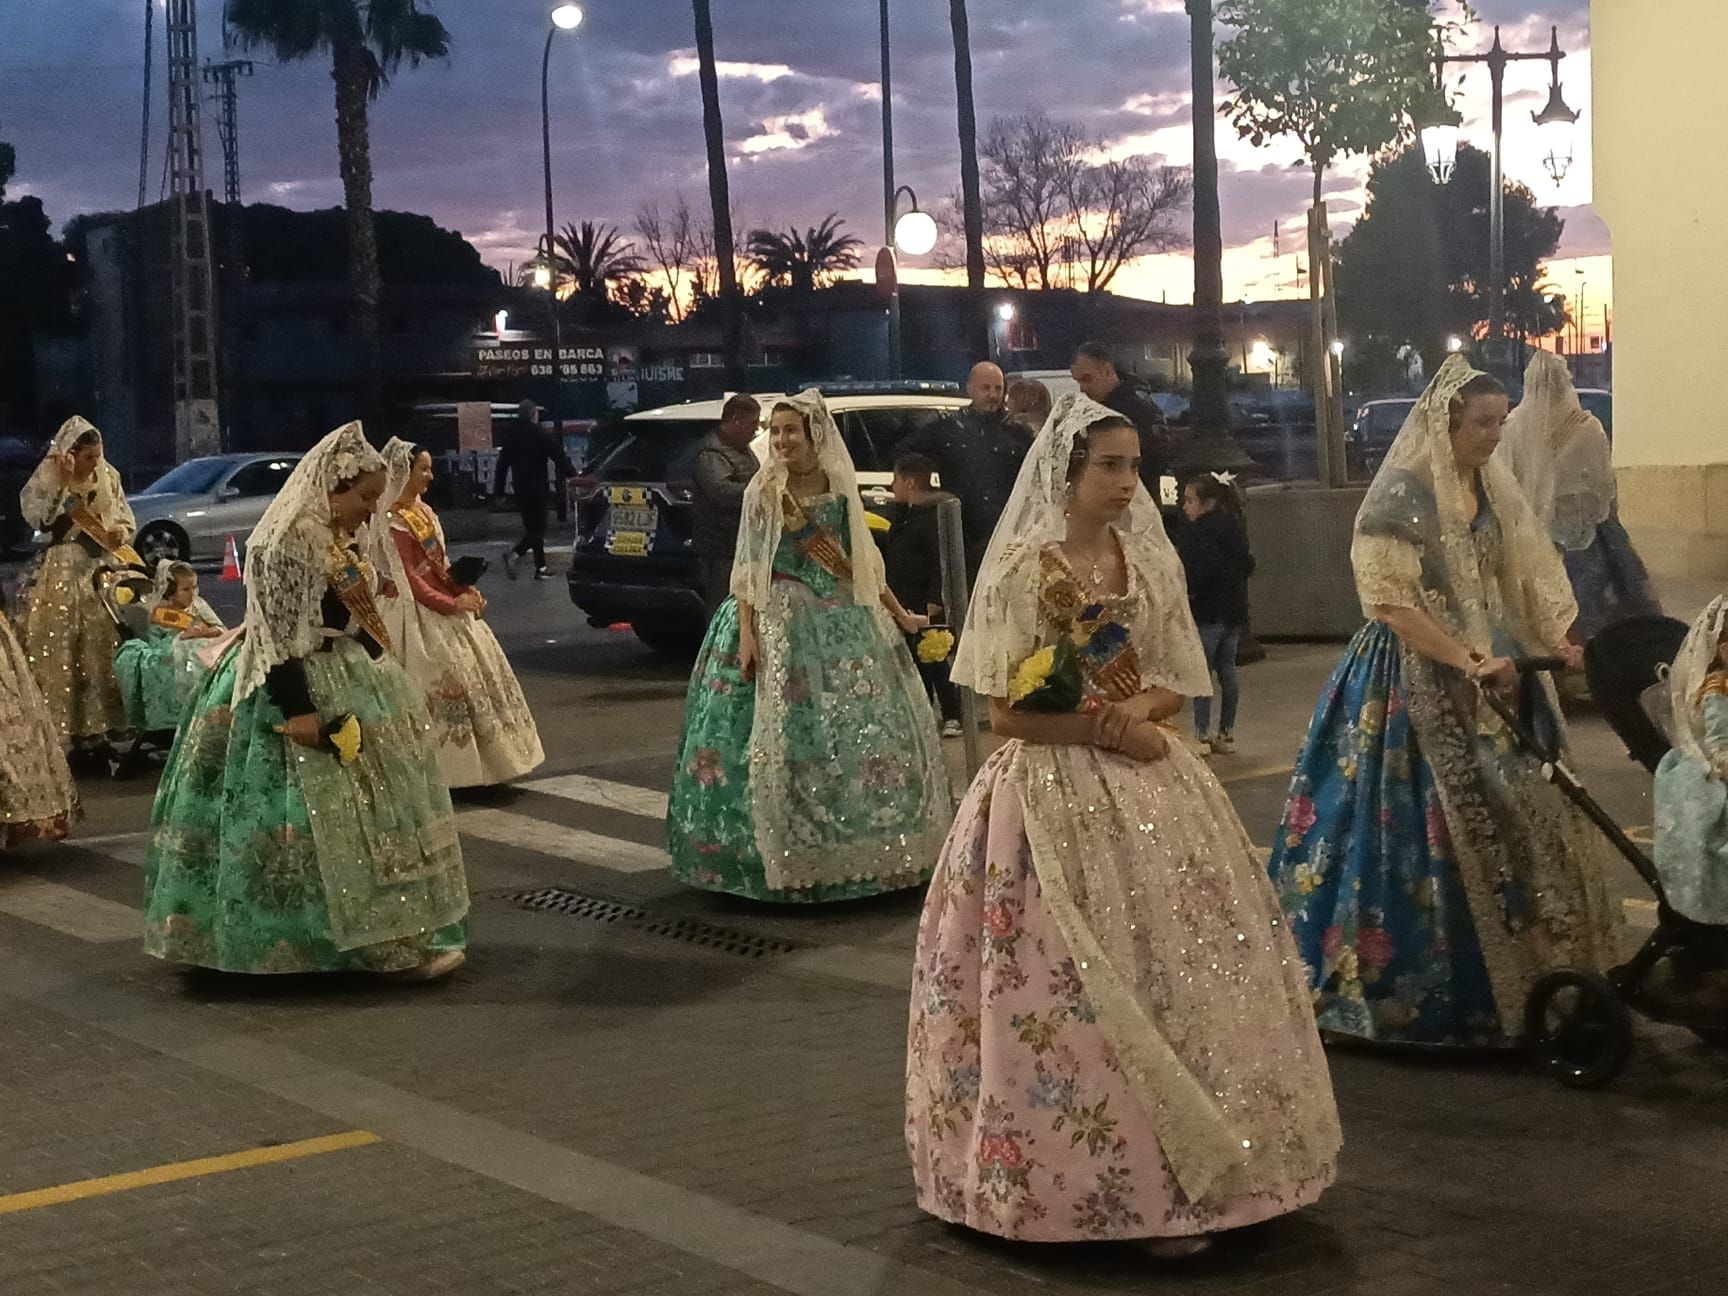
666,493,951,902
1268,473,1619,1045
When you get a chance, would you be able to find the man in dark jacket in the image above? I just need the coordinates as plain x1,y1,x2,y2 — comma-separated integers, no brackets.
691,393,761,615
1070,342,1174,502
898,361,1033,585
882,453,961,734
495,399,577,579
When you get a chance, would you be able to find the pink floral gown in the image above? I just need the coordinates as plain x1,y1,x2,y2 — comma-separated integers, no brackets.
906,545,1341,1241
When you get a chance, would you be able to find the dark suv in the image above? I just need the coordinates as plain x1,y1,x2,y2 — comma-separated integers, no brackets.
567,386,968,653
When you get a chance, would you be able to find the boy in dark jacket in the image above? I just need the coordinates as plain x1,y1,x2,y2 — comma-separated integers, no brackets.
881,453,962,735
1177,472,1255,755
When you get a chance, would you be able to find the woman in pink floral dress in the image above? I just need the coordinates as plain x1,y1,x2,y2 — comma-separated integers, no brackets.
905,395,1340,1256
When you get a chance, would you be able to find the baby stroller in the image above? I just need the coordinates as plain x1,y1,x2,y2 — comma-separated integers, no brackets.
93,565,175,778
1487,615,1728,1089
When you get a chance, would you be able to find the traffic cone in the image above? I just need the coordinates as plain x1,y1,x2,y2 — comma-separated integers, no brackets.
220,534,243,582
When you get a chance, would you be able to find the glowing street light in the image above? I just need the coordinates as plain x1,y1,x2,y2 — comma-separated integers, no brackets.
1447,335,1466,353
995,302,1017,322
532,264,552,290
1329,338,1346,359
891,187,938,257
551,4,584,29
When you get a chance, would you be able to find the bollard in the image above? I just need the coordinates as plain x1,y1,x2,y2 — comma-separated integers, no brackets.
935,497,982,780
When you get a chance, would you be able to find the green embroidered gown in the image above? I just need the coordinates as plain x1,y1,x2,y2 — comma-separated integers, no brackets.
667,493,952,902
143,563,468,974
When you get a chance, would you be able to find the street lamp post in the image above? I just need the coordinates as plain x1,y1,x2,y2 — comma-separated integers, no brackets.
541,4,583,452
1420,24,1578,365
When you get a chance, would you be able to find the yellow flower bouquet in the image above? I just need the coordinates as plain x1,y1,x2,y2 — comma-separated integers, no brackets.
1008,639,1085,713
917,628,955,663
323,713,364,766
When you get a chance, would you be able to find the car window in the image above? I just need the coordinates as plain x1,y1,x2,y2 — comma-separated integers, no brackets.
594,422,706,482
144,458,230,495
226,458,299,497
1371,404,1411,438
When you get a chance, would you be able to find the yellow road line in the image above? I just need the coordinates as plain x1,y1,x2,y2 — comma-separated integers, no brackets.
0,1130,380,1217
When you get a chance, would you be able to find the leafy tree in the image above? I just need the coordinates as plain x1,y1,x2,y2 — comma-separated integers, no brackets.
235,203,499,288
0,144,77,432
1335,141,1565,376
745,214,863,293
634,196,700,322
1216,0,1465,206
547,220,647,303
223,0,452,424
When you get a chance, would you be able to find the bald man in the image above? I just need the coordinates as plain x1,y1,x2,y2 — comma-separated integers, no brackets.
900,360,1033,582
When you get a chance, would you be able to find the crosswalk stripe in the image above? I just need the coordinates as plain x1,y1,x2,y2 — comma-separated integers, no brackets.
0,877,140,943
516,773,668,821
455,808,667,874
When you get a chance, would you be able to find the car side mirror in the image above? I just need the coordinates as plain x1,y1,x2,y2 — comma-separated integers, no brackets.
216,485,241,500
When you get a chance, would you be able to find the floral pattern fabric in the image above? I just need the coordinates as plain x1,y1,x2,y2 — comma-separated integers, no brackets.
1271,618,1621,1045
907,542,1338,1241
1562,514,1663,642
143,637,468,974
1653,690,1728,925
666,493,950,902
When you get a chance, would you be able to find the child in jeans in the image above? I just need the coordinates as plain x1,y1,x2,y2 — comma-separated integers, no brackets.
1178,472,1254,755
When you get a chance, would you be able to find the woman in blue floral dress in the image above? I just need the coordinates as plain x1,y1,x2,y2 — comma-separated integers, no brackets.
1268,358,1619,1046
666,391,952,902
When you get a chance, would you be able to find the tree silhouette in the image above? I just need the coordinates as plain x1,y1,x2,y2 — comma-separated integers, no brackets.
547,220,647,302
745,214,863,293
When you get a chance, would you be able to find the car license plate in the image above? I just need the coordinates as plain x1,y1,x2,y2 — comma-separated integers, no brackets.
608,530,649,557
608,504,657,532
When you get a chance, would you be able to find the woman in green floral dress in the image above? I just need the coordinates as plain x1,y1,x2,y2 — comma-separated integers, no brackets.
667,391,953,902
143,423,469,979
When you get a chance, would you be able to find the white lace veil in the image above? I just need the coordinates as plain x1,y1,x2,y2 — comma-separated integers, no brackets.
231,422,385,704
1502,350,1614,552
20,415,135,538
1669,596,1728,769
728,389,884,608
372,437,420,591
1352,355,1577,655
952,392,1211,699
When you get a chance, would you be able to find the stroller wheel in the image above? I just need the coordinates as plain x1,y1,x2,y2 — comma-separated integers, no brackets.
1524,970,1633,1089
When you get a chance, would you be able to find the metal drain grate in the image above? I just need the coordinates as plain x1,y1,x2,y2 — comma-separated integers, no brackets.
496,887,803,958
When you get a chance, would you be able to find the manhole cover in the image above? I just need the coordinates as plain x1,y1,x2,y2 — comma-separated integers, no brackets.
495,887,803,958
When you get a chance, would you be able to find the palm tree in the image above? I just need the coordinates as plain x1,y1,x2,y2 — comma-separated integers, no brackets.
224,0,450,428
551,220,647,301
691,0,744,386
746,214,863,293
948,0,985,294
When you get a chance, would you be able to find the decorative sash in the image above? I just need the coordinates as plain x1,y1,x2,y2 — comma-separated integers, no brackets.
326,538,395,655
396,500,446,568
779,492,852,584
67,495,144,567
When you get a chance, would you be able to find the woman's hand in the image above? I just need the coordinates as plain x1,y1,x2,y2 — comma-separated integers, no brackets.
454,590,484,615
1553,642,1585,673
54,451,77,484
1471,655,1519,693
738,628,758,683
1115,721,1170,763
275,713,323,748
180,625,222,641
896,609,930,635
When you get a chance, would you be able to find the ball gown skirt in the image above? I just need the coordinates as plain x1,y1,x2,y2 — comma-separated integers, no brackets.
666,587,952,903
907,739,1340,1241
143,637,469,974
1268,621,1619,1045
0,616,77,844
16,541,126,742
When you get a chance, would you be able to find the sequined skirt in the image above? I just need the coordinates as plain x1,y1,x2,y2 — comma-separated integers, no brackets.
144,638,469,974
908,740,1339,1241
15,542,126,743
0,615,77,843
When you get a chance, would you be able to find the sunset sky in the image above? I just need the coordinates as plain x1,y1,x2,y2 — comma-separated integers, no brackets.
0,0,1611,334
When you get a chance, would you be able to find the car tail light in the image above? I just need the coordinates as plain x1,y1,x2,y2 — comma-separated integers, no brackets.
663,479,695,504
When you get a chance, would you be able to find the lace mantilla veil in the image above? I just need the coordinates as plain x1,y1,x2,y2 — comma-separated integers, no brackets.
372,437,423,593
728,389,885,608
231,422,385,704
1669,596,1728,769
20,415,136,538
1502,349,1616,552
952,392,1210,700
1352,355,1576,656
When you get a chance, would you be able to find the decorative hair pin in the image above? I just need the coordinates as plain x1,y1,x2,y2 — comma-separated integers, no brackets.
1209,471,1237,486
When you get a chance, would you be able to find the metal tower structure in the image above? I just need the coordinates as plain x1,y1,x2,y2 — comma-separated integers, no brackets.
202,58,253,207
166,0,221,458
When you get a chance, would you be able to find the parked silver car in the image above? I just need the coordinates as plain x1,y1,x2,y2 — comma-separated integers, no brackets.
128,453,303,565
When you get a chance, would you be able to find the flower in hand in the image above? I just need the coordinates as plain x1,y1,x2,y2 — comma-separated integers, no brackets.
917,628,955,663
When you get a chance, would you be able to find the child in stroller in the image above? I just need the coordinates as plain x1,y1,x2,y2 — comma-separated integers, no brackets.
1507,611,1728,1088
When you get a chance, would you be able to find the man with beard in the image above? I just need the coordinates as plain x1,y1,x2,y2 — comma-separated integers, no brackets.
899,361,1033,585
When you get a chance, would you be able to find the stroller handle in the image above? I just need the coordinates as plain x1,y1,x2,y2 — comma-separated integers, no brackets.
1513,655,1570,674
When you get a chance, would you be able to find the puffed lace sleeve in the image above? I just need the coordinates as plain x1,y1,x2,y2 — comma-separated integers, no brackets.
1350,531,1424,615
951,542,1043,700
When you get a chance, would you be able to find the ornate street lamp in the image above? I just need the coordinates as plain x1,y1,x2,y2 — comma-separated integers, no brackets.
892,187,939,257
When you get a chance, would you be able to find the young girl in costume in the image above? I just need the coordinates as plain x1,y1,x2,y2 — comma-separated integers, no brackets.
114,560,226,734
1654,597,1728,927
